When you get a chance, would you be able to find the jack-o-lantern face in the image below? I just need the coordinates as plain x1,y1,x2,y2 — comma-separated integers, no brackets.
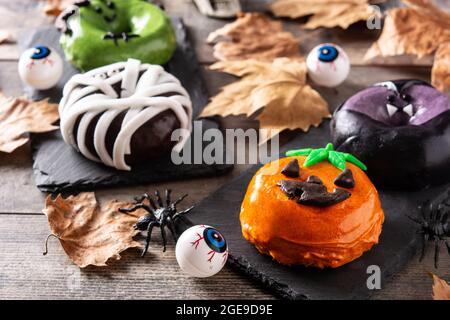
239,143,384,267
277,143,365,207
278,169,352,207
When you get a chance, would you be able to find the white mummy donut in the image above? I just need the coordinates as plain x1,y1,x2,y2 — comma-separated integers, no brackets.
59,58,192,171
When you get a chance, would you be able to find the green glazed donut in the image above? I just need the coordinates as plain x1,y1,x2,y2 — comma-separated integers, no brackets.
58,0,176,71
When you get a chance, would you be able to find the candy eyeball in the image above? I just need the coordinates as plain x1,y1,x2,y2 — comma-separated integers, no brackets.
175,225,228,278
18,46,63,90
306,43,350,88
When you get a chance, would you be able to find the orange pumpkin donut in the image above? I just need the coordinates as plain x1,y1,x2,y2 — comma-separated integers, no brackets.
240,144,384,268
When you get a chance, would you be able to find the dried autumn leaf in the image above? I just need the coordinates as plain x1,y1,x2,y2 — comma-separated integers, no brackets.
0,30,15,44
0,94,59,153
365,0,450,60
200,58,330,139
432,43,450,93
43,192,144,268
43,0,77,17
270,0,380,29
431,273,450,300
207,12,300,61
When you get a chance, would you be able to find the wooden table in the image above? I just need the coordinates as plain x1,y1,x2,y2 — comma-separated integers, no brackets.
0,0,448,300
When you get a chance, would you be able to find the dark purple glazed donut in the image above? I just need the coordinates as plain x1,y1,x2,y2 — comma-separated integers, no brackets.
331,80,450,189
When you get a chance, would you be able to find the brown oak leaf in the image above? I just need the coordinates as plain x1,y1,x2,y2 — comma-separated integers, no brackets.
200,58,330,140
431,273,450,300
269,0,381,29
0,30,15,44
432,43,450,93
0,94,59,153
43,0,78,17
207,12,300,61
365,0,450,60
43,193,145,268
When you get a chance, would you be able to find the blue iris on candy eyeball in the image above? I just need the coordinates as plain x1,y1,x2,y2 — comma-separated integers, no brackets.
175,225,228,278
18,46,63,90
306,43,350,88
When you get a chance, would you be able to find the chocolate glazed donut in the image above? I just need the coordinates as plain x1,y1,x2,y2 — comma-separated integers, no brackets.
331,80,450,189
75,109,180,166
60,58,192,171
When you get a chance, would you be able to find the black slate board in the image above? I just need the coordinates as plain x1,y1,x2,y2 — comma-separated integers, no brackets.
182,122,449,300
19,19,233,193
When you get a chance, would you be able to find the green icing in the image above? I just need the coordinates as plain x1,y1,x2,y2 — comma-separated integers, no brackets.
285,143,367,171
61,0,176,71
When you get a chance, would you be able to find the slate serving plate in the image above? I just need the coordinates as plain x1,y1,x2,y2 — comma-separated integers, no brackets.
181,122,449,300
19,19,233,193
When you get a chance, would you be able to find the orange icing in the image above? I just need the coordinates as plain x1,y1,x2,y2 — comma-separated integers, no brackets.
240,156,384,268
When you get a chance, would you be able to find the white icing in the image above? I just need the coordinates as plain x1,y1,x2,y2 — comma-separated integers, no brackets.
59,58,192,171
374,81,398,92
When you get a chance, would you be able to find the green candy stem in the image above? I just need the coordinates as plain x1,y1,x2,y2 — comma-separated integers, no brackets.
285,143,367,171
285,148,312,157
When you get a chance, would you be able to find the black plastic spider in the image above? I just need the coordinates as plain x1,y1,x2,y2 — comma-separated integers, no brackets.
408,193,450,268
119,190,194,256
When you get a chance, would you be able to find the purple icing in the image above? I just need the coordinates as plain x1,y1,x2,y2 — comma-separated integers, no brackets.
331,79,450,189
341,81,450,126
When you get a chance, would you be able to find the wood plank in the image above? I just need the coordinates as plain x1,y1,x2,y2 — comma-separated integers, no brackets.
0,61,25,95
0,214,273,299
0,144,45,214
0,2,52,60
164,0,436,66
373,252,450,300
0,0,439,66
0,0,448,300
0,209,447,299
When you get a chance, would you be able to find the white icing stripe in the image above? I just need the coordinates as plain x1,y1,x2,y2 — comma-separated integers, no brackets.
59,58,192,171
121,59,140,98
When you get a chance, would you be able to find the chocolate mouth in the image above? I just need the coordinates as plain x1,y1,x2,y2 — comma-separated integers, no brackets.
278,176,351,207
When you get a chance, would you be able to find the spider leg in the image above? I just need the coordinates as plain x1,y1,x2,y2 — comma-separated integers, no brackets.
119,203,153,214
173,194,188,208
142,221,157,257
430,203,437,223
165,189,172,207
420,201,430,220
445,240,450,256
441,211,448,224
155,190,164,208
133,195,145,204
143,193,158,210
407,214,421,224
160,225,168,252
419,233,429,262
173,206,195,220
166,218,178,243
436,205,445,224
434,238,440,268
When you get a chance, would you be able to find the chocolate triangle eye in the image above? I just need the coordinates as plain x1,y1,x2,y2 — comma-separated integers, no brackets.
281,159,300,178
306,175,323,185
334,169,355,188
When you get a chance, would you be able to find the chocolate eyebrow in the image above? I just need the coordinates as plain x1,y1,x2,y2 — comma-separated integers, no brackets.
278,179,351,207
